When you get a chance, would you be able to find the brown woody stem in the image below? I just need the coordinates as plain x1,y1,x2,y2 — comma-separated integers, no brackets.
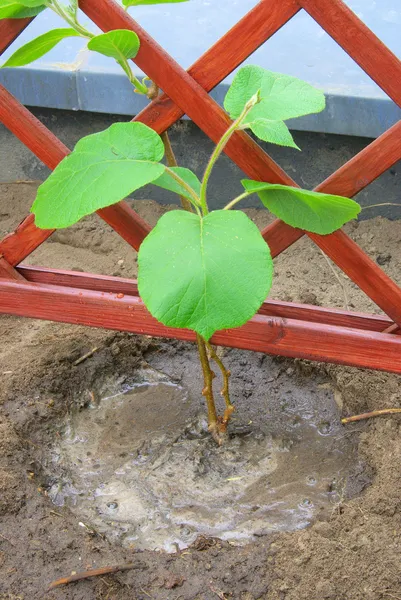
197,334,224,442
205,341,234,425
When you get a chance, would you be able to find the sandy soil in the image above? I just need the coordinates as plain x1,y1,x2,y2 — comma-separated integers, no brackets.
0,182,400,600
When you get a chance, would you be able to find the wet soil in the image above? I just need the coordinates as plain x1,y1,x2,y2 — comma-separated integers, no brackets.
0,183,401,599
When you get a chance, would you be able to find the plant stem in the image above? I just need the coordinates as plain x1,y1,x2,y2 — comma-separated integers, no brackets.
205,341,234,425
223,191,252,210
47,0,94,38
47,1,149,95
164,167,201,214
199,91,261,214
162,133,194,212
196,334,222,442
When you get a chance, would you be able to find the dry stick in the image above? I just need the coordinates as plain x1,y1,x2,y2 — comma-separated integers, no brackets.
73,346,98,366
205,340,234,424
342,408,401,424
48,563,138,590
319,248,350,310
1,180,40,185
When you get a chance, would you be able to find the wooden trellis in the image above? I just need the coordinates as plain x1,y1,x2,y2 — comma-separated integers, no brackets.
0,0,400,373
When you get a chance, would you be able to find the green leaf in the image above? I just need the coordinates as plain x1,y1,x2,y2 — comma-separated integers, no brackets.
224,65,325,146
32,122,165,229
241,180,361,235
152,167,201,201
248,119,299,149
15,0,44,5
123,0,188,6
87,30,140,62
138,210,273,340
2,29,80,68
0,0,45,18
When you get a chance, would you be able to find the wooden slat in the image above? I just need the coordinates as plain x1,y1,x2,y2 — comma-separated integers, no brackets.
308,229,401,325
0,85,153,264
1,279,401,373
133,0,300,133
298,0,401,107
0,17,33,55
315,120,401,197
17,264,394,332
0,257,25,280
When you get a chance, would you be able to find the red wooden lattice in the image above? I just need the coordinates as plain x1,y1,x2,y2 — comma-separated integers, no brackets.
0,0,400,373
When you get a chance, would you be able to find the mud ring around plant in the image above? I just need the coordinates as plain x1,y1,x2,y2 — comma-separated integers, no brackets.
0,182,400,600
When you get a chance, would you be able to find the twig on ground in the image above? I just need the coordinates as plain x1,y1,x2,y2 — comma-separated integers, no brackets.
342,408,401,424
209,582,229,599
73,347,98,366
47,563,138,590
1,180,40,185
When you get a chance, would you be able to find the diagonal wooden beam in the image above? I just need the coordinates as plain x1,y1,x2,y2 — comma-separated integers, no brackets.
0,16,33,55
0,257,25,280
297,0,401,107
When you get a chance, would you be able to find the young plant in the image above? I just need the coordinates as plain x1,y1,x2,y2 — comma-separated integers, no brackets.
18,62,359,443
0,0,360,446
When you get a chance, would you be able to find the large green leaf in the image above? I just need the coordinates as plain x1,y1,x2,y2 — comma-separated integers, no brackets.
32,122,165,229
152,167,201,201
2,29,80,68
224,65,325,147
138,210,273,340
87,30,140,62
0,0,45,18
123,0,188,6
241,180,361,235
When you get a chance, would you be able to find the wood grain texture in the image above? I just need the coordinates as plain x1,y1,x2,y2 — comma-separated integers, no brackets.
17,264,394,333
0,17,33,55
0,85,153,264
315,120,401,197
308,229,401,325
1,279,401,373
0,257,25,280
298,0,401,107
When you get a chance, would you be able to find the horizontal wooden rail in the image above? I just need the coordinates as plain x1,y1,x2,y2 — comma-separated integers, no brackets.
17,264,395,333
0,279,400,373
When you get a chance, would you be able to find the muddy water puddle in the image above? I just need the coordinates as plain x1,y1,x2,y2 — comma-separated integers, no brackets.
50,364,361,551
